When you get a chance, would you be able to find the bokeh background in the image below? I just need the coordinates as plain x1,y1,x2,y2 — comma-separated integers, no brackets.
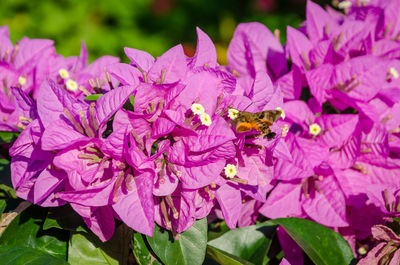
1,0,330,64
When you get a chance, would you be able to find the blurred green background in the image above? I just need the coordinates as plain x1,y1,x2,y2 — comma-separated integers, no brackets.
0,0,330,64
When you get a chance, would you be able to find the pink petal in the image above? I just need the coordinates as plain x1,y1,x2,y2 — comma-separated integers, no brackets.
189,27,217,68
112,171,155,236
96,85,135,127
148,45,187,84
41,119,87,150
259,181,303,219
302,176,349,227
124,47,155,72
216,183,242,229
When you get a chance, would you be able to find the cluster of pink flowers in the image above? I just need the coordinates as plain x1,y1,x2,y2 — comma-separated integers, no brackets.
4,0,400,263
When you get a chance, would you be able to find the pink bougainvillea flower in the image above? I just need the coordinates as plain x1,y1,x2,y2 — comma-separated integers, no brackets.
358,225,400,265
228,22,287,80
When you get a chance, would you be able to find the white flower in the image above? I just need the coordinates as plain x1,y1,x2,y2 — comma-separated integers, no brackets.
281,124,289,137
309,123,322,136
228,108,239,120
65,79,78,92
200,113,212,126
276,107,285,120
191,103,205,115
18,76,26,86
224,164,237,178
338,1,352,9
389,67,399,79
58,68,70,79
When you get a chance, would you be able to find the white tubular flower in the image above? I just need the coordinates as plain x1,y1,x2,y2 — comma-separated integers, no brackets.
200,113,212,126
58,68,70,79
309,123,322,136
191,103,205,115
389,67,399,79
338,1,352,9
276,107,285,120
65,79,78,92
224,164,237,178
228,108,239,120
18,76,26,86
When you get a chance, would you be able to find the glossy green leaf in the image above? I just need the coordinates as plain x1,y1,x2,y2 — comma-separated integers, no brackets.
206,245,253,265
68,224,131,265
132,232,162,265
146,218,207,265
207,221,276,265
0,245,69,265
272,217,355,265
84,94,103,101
0,131,19,144
43,205,86,232
0,205,68,260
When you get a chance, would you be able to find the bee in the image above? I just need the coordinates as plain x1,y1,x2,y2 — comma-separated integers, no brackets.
231,108,283,139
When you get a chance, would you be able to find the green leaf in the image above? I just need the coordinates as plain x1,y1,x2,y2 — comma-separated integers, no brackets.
0,200,6,221
0,159,10,165
206,245,253,265
207,221,276,265
0,205,69,260
0,184,17,199
123,95,135,111
68,224,131,265
146,218,208,265
0,245,69,265
84,94,103,101
272,217,355,265
207,221,229,241
43,205,86,232
0,131,19,144
129,94,135,106
132,232,162,265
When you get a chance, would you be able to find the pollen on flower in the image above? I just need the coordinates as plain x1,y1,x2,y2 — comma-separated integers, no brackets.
66,79,78,92
224,164,237,178
276,107,285,120
18,76,26,86
228,108,239,120
58,68,70,79
389,67,399,79
338,1,352,9
309,123,321,136
200,113,212,126
191,103,205,115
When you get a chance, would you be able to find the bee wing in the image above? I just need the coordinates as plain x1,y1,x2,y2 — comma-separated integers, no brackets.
254,118,272,133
